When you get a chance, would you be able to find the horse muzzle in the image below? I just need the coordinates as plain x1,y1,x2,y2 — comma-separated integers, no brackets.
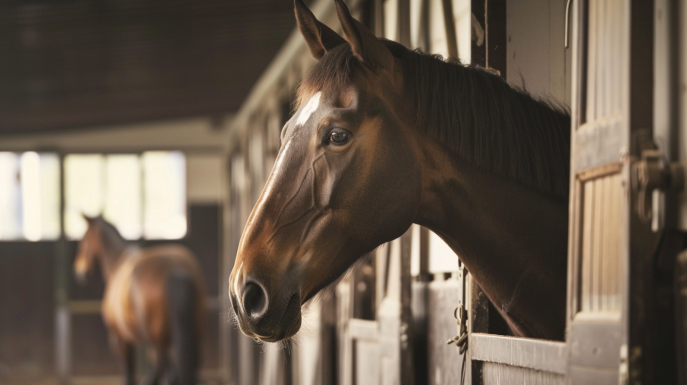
230,278,302,342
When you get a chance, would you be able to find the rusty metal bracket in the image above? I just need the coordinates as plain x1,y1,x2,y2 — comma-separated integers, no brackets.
631,149,685,223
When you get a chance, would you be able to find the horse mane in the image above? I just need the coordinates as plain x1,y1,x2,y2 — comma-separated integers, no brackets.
297,41,571,199
93,216,127,256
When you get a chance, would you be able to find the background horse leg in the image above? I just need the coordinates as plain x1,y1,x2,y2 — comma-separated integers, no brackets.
141,347,165,385
109,333,135,385
166,271,199,385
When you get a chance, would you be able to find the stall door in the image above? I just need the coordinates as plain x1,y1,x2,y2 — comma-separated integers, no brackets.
567,0,657,383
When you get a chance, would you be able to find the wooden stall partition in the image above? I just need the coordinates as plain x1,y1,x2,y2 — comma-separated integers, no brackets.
566,0,671,383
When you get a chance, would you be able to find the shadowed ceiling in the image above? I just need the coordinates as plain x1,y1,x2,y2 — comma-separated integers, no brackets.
0,0,299,135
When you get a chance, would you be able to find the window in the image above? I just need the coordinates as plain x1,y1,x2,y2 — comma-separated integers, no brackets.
0,152,60,241
65,151,186,240
0,151,186,241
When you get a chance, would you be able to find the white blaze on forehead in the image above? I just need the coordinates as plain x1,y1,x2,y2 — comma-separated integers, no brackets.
296,91,322,126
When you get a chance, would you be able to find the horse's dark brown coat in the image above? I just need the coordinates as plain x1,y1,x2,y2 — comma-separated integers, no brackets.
230,0,570,342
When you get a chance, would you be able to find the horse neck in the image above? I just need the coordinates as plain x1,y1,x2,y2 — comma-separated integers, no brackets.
413,139,569,339
97,230,129,282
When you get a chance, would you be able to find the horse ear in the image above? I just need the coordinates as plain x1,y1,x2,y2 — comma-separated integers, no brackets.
334,0,393,70
295,0,346,60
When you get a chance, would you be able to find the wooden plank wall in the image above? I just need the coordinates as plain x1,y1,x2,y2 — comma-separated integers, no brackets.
579,173,623,313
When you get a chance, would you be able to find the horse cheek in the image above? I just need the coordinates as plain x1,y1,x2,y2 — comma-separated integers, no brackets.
311,154,340,209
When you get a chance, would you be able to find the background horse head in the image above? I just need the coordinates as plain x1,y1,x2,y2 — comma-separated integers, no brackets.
74,214,128,284
230,0,570,342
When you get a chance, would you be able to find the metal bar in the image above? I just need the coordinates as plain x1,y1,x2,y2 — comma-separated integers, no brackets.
55,151,70,384
470,333,568,375
565,0,573,48
470,0,486,67
399,228,415,385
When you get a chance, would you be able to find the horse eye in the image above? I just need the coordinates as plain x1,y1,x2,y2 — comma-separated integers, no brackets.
328,130,350,145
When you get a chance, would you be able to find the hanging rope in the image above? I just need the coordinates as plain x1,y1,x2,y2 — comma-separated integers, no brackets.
447,263,469,384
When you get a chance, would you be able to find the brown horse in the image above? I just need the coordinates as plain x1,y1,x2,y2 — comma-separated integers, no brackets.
229,0,570,342
74,215,205,385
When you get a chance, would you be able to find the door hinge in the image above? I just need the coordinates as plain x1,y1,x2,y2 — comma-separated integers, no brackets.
631,148,685,224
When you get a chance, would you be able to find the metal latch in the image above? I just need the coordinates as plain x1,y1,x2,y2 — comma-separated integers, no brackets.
631,149,685,223
447,304,469,354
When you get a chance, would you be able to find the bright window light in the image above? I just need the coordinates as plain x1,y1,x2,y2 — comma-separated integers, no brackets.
65,154,104,239
0,152,60,241
0,153,21,240
39,154,61,240
103,155,142,240
21,152,42,241
2,151,186,242
143,151,186,239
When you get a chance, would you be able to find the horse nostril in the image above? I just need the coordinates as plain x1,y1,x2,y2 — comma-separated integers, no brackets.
241,282,268,318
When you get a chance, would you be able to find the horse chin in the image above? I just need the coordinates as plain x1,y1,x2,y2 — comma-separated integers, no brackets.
259,313,302,343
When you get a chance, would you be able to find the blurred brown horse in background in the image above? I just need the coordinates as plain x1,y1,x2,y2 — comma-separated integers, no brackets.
74,215,205,385
229,0,570,343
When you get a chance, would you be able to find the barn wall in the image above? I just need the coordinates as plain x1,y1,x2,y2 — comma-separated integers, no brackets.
0,242,55,383
0,117,229,153
0,118,228,382
506,0,572,106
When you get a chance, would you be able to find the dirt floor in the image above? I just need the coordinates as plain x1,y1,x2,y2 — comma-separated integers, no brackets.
0,374,227,385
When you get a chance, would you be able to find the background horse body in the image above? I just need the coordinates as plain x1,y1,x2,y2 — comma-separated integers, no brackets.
74,216,205,385
230,0,570,343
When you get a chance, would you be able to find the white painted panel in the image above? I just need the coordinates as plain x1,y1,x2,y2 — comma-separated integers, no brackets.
429,231,459,273
295,299,322,385
429,0,450,58
384,0,399,41
453,0,471,63
410,224,421,276
355,340,380,385
410,0,425,49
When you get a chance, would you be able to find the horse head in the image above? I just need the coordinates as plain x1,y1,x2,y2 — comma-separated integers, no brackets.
73,214,104,284
229,0,424,342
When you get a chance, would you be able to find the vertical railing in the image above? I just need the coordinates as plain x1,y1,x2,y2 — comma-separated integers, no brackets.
55,151,70,384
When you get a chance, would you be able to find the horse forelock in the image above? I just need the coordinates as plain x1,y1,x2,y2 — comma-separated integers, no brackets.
296,44,361,110
297,40,571,199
